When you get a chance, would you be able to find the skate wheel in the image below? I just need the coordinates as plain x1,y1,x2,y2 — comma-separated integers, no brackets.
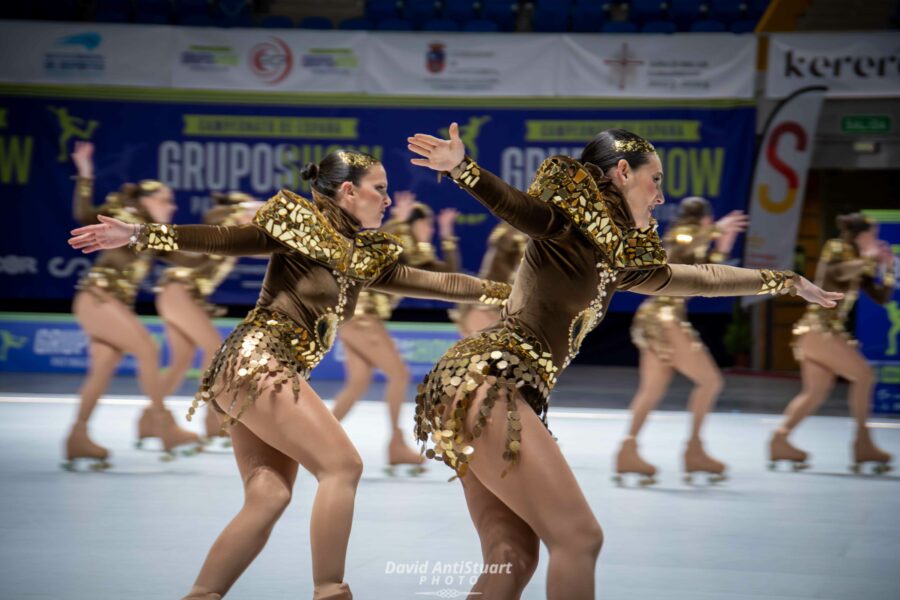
612,474,624,486
850,463,861,474
683,474,693,484
794,462,809,471
61,461,75,472
407,465,427,476
639,476,655,487
768,461,776,471
134,440,144,450
710,473,727,483
222,439,233,448
90,460,111,471
874,463,892,475
160,452,176,463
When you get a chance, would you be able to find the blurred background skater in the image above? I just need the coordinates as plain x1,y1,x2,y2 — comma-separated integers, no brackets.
771,214,896,474
614,198,748,485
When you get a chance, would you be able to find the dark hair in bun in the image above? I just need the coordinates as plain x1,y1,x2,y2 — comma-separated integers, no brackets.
677,196,712,225
301,162,320,182
836,213,874,241
302,150,379,200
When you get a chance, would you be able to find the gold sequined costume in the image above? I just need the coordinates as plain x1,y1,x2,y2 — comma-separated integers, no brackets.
792,238,895,359
133,189,510,431
630,222,725,362
415,156,798,479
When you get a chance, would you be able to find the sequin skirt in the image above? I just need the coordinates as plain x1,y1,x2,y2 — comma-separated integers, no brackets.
791,307,855,361
76,267,140,308
414,324,559,480
630,296,700,363
187,307,327,432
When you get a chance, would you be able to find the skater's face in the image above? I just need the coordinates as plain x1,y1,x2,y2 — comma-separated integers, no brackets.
338,163,391,229
609,153,664,229
855,225,878,252
142,186,176,223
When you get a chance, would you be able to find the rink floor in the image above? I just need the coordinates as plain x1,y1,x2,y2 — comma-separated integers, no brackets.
1,369,899,600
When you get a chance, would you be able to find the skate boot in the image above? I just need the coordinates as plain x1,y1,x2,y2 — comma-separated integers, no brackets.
157,409,203,461
134,407,157,450
612,436,656,486
62,421,111,471
386,428,426,476
181,591,222,600
851,427,893,474
768,429,809,471
683,438,727,483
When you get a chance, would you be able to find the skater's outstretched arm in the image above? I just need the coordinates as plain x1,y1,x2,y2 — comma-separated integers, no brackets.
620,263,842,308
70,141,103,225
408,123,566,239
368,262,509,306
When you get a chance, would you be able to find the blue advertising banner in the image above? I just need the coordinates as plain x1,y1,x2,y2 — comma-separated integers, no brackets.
0,312,460,382
857,210,900,415
0,85,755,312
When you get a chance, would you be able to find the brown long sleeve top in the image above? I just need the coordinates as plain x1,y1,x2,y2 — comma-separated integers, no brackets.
135,189,509,347
448,156,797,371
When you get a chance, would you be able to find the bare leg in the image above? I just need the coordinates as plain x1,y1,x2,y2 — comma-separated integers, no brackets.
160,320,196,397
463,384,603,600
626,348,674,438
157,283,223,396
64,338,122,462
668,326,723,442
184,418,298,599
211,375,361,597
331,323,374,422
461,471,539,598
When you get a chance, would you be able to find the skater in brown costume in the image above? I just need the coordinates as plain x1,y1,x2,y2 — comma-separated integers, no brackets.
69,149,510,600
770,213,896,474
615,197,749,485
154,192,262,447
408,124,842,600
63,141,201,470
331,190,469,473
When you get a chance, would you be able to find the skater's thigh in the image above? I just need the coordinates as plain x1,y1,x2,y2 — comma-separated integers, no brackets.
799,333,871,383
229,420,299,489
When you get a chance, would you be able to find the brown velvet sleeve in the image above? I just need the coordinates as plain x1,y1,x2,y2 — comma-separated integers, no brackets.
72,177,102,225
448,157,567,240
438,237,462,273
367,262,509,304
141,223,284,256
619,263,796,297
860,261,896,305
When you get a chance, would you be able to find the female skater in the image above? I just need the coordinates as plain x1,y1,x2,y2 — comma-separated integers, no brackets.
770,213,895,473
408,124,842,599
69,149,510,600
64,141,200,470
154,192,261,446
330,191,464,472
451,221,527,336
615,197,749,484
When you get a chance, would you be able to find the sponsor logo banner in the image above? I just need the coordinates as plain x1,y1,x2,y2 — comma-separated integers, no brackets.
766,33,900,98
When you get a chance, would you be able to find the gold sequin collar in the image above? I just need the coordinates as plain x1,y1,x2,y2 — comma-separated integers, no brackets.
527,156,667,270
254,189,402,280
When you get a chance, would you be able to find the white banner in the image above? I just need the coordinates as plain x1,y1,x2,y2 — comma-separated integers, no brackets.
743,87,827,305
561,33,756,98
766,33,900,98
171,28,366,92
0,21,173,87
364,33,560,96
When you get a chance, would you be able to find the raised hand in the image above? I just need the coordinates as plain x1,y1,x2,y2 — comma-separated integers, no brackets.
408,122,465,172
437,208,459,238
71,141,95,178
877,240,894,266
68,215,135,253
390,190,417,222
716,210,749,235
795,276,844,308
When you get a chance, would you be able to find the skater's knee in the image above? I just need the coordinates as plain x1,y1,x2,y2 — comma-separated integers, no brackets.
386,362,410,383
855,366,876,387
244,466,293,515
318,449,364,486
695,371,723,395
551,516,604,558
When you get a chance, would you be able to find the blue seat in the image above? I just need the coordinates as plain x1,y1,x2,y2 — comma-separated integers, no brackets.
535,0,572,8
443,0,476,23
377,18,413,30
690,18,726,32
708,0,742,24
463,18,499,31
481,0,517,31
340,17,373,30
629,0,665,25
214,0,251,21
601,20,637,33
216,14,255,27
174,0,209,18
730,19,756,33
405,0,438,27
571,5,606,32
749,0,770,20
422,18,459,31
94,10,131,22
178,13,214,26
365,0,399,22
532,6,570,32
259,15,293,28
298,16,333,29
667,0,706,29
641,19,677,33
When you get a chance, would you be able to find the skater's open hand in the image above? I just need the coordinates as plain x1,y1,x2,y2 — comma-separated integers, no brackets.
437,208,458,238
390,190,417,222
408,123,465,173
795,276,843,308
69,215,135,253
715,210,749,236
71,141,94,178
